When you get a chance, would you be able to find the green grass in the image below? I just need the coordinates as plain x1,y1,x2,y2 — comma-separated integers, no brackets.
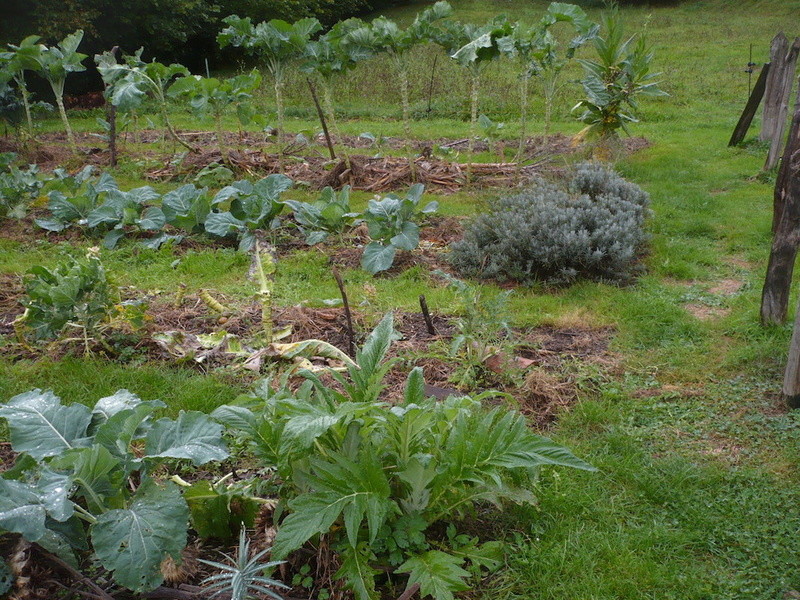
3,0,800,597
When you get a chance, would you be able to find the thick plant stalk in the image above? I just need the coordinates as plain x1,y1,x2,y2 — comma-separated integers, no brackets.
516,74,529,169
214,113,229,165
254,241,275,343
199,289,230,314
321,79,350,167
399,65,412,147
54,94,76,153
15,75,33,133
160,103,195,152
467,70,480,184
274,75,285,174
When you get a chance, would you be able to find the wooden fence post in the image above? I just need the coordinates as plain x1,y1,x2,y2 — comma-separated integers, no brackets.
729,63,771,146
764,36,800,169
781,147,800,407
761,33,790,142
760,88,800,325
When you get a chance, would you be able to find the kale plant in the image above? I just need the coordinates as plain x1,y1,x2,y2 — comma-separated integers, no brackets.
360,183,438,274
20,250,118,343
450,162,650,284
0,389,228,592
0,154,44,219
284,185,361,245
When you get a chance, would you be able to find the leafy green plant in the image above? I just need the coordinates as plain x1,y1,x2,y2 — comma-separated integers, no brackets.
212,313,595,600
205,174,293,251
284,185,360,245
162,183,212,233
19,250,118,347
349,2,452,145
86,184,165,249
35,167,113,232
0,156,44,219
1,35,45,134
0,388,228,592
498,3,597,160
360,183,438,274
477,114,505,158
30,30,87,152
96,49,195,151
573,10,666,152
218,16,322,137
436,271,512,370
168,70,261,163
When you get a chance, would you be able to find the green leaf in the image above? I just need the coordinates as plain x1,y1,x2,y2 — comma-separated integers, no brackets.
51,445,126,512
390,221,419,251
361,242,396,274
397,551,470,600
0,390,91,459
184,480,259,540
336,544,379,600
0,471,74,541
205,211,244,238
92,480,188,592
144,411,229,466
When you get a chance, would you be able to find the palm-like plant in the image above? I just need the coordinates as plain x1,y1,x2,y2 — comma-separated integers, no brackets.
199,525,288,600
1,35,44,134
95,49,195,152
349,2,452,146
32,30,87,152
218,16,321,137
573,10,666,157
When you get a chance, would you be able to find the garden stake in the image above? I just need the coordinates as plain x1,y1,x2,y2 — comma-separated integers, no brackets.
419,294,437,335
307,78,336,160
332,266,356,356
426,53,438,116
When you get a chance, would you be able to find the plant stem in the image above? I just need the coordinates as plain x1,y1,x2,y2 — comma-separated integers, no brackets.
54,93,76,153
160,101,195,152
516,73,529,171
399,63,412,148
254,240,274,343
215,112,229,165
468,70,480,185
15,75,33,133
322,78,350,168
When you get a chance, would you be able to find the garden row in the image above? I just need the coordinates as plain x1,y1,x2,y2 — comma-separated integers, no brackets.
0,2,663,162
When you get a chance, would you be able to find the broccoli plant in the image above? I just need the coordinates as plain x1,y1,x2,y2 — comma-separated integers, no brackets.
360,183,438,274
96,49,195,151
18,250,117,351
218,16,321,137
205,173,293,251
284,185,361,245
0,156,45,219
499,3,598,161
349,2,452,146
168,70,261,163
0,388,228,593
213,313,595,600
1,35,44,134
30,30,87,152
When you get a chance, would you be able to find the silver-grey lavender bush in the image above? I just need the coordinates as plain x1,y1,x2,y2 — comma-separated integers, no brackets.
449,162,650,284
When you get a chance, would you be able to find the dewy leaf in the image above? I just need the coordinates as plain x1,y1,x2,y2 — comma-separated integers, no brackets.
91,480,189,592
0,471,74,541
0,390,92,459
397,551,470,600
91,389,143,426
51,445,126,512
144,411,229,465
361,241,396,274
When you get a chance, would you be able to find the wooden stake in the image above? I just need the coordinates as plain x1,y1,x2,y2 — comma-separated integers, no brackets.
764,36,800,169
419,294,436,335
332,266,356,356
307,77,336,160
729,63,770,146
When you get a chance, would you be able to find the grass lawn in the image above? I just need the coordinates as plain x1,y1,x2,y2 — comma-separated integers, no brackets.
2,0,800,598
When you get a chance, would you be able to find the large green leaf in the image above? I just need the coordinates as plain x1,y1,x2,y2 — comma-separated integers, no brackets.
397,551,470,600
361,242,396,274
92,480,188,592
0,390,92,459
144,411,229,465
0,470,73,541
51,445,126,512
336,544,380,600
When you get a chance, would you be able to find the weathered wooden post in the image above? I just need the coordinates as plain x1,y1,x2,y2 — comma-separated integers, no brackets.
729,63,770,147
781,148,800,407
760,81,800,325
763,35,800,169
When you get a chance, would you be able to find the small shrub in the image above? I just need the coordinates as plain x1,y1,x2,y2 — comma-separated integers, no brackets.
449,162,650,284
